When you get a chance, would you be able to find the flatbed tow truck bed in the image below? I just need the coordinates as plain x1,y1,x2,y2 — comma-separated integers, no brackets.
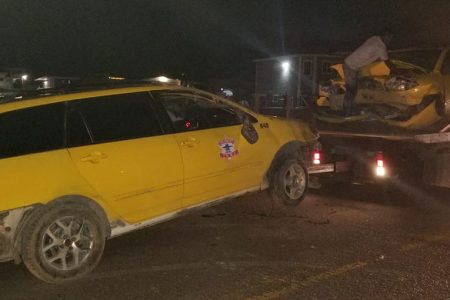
312,118,450,188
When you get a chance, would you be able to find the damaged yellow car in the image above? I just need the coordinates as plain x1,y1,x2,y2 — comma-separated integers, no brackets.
317,48,450,129
0,83,324,283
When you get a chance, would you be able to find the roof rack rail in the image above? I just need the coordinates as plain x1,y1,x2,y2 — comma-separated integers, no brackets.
0,78,181,104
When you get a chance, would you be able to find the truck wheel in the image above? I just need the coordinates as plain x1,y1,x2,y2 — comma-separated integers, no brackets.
21,202,106,284
271,158,309,206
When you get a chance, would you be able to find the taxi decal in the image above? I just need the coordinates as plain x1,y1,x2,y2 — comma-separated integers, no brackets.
218,137,239,159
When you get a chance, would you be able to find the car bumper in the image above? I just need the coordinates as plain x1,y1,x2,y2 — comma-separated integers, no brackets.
307,163,335,174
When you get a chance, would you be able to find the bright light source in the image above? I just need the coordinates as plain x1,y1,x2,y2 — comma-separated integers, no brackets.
312,150,321,165
374,152,385,177
377,159,384,167
281,61,290,73
21,74,28,81
156,76,170,83
221,89,233,97
375,166,386,177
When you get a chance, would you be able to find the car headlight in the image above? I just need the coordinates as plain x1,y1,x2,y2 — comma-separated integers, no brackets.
385,76,418,91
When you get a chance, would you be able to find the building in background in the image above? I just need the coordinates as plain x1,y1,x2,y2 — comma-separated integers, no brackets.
253,53,342,116
35,76,81,90
0,68,31,90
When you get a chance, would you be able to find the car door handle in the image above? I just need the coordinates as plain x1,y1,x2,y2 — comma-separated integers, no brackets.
80,151,108,163
180,138,200,147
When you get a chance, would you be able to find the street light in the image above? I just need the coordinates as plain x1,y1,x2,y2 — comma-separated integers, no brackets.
156,76,170,83
281,61,290,72
281,61,290,77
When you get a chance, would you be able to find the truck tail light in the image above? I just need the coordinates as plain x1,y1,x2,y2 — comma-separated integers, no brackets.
312,150,321,165
375,152,386,177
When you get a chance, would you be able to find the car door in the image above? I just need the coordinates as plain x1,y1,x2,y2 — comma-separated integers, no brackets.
207,96,270,190
152,90,266,207
67,92,183,223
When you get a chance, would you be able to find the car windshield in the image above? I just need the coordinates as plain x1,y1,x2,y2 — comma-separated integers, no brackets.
389,49,442,72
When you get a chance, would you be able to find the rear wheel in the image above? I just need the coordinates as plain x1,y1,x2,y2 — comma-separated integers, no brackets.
271,158,309,206
21,202,106,284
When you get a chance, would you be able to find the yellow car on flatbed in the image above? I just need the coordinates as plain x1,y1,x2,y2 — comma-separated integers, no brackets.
317,48,450,129
0,83,323,283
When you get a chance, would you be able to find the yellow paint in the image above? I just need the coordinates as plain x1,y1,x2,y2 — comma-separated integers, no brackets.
0,150,116,218
245,262,367,300
359,61,391,77
316,96,330,107
243,229,450,300
381,101,442,129
0,85,317,227
401,231,450,252
68,135,184,223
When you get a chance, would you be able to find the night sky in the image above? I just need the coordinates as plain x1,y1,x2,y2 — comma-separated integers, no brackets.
1,0,450,85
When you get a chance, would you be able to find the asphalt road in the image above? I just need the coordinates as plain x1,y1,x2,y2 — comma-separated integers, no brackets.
1,183,449,300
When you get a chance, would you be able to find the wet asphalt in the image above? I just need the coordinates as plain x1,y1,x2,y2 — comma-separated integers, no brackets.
0,182,449,300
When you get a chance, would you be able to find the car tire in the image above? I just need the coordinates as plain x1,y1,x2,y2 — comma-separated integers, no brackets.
21,202,106,284
270,157,309,206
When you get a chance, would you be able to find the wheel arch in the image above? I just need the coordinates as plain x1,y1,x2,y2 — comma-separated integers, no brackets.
12,194,111,261
265,141,308,186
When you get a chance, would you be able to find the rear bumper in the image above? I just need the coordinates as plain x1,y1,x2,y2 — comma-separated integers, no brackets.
307,163,335,174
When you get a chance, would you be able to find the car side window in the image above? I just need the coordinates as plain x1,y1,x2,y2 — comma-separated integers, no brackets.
153,90,242,132
67,92,163,147
207,101,242,128
0,103,65,159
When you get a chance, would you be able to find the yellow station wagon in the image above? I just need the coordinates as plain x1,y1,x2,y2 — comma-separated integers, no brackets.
0,84,324,283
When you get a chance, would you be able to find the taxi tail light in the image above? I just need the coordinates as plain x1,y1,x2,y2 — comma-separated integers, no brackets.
375,151,386,177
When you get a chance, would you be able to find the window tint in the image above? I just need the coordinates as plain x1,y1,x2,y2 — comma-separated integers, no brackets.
153,91,241,132
0,103,65,159
67,110,92,147
206,106,241,127
68,92,162,147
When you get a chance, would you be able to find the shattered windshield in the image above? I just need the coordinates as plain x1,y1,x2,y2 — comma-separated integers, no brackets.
389,49,442,72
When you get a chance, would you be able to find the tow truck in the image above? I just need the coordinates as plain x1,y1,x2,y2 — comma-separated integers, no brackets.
303,48,450,190
311,118,450,189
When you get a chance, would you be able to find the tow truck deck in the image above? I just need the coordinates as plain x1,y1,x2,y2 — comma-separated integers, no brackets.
314,118,450,188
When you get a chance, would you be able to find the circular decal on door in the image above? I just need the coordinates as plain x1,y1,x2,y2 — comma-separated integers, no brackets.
218,137,239,159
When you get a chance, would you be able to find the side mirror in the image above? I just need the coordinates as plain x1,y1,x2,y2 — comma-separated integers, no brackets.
241,114,259,144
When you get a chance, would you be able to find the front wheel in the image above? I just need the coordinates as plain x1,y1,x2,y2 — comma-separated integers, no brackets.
271,158,309,206
21,202,106,284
